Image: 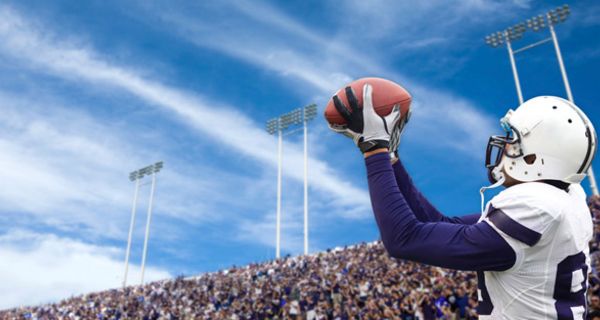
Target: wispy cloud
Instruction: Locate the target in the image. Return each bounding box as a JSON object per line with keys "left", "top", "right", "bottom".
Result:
{"left": 157, "top": 13, "right": 353, "bottom": 92}
{"left": 393, "top": 37, "right": 449, "bottom": 51}
{"left": 0, "top": 94, "right": 136, "bottom": 235}
{"left": 0, "top": 90, "right": 252, "bottom": 239}
{"left": 335, "top": 0, "right": 532, "bottom": 41}
{"left": 0, "top": 229, "right": 171, "bottom": 309}
{"left": 574, "top": 2, "right": 600, "bottom": 27}
{"left": 237, "top": 209, "right": 305, "bottom": 256}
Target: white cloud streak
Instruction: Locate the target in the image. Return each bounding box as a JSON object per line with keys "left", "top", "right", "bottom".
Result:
{"left": 0, "top": 229, "right": 171, "bottom": 310}
{"left": 0, "top": 91, "right": 256, "bottom": 240}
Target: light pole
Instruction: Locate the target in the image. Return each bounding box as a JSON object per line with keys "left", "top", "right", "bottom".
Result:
{"left": 123, "top": 172, "right": 140, "bottom": 288}
{"left": 267, "top": 118, "right": 283, "bottom": 259}
{"left": 266, "top": 104, "right": 317, "bottom": 258}
{"left": 485, "top": 24, "right": 526, "bottom": 104}
{"left": 140, "top": 161, "right": 162, "bottom": 285}
{"left": 484, "top": 4, "right": 599, "bottom": 196}
{"left": 122, "top": 161, "right": 164, "bottom": 287}
{"left": 546, "top": 6, "right": 573, "bottom": 102}
{"left": 303, "top": 105, "right": 317, "bottom": 255}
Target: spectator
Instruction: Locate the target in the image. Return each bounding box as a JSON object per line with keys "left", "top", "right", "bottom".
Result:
{"left": 453, "top": 287, "right": 469, "bottom": 319}
{"left": 589, "top": 310, "right": 600, "bottom": 320}
{"left": 591, "top": 295, "right": 600, "bottom": 314}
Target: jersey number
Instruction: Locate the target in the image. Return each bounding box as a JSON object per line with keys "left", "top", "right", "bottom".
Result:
{"left": 554, "top": 252, "right": 588, "bottom": 320}
{"left": 478, "top": 252, "right": 587, "bottom": 318}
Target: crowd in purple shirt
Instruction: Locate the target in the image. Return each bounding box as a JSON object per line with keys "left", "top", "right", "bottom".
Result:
{"left": 3, "top": 196, "right": 600, "bottom": 320}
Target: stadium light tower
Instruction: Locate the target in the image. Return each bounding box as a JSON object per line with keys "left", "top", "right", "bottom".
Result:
{"left": 484, "top": 4, "right": 599, "bottom": 196}
{"left": 266, "top": 104, "right": 317, "bottom": 258}
{"left": 122, "top": 161, "right": 164, "bottom": 287}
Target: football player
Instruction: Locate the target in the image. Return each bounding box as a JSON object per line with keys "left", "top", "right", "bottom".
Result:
{"left": 329, "top": 83, "right": 597, "bottom": 319}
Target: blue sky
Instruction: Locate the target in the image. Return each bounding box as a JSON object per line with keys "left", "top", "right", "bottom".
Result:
{"left": 0, "top": 0, "right": 599, "bottom": 309}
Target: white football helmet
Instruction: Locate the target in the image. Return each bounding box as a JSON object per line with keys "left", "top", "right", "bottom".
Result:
{"left": 486, "top": 96, "right": 597, "bottom": 185}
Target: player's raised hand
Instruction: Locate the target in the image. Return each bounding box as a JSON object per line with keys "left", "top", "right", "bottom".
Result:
{"left": 361, "top": 83, "right": 402, "bottom": 152}
{"left": 328, "top": 86, "right": 363, "bottom": 142}
{"left": 328, "top": 83, "right": 402, "bottom": 153}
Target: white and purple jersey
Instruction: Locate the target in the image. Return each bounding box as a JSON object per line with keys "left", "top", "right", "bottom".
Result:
{"left": 478, "top": 182, "right": 592, "bottom": 319}
{"left": 364, "top": 153, "right": 593, "bottom": 320}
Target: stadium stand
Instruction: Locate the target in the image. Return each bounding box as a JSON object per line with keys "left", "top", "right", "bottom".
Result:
{"left": 3, "top": 196, "right": 600, "bottom": 320}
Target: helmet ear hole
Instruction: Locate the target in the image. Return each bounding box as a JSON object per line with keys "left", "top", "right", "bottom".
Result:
{"left": 524, "top": 154, "right": 537, "bottom": 165}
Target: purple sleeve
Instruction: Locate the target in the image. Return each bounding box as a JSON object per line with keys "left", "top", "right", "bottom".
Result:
{"left": 367, "top": 153, "right": 515, "bottom": 271}
{"left": 392, "top": 160, "right": 479, "bottom": 225}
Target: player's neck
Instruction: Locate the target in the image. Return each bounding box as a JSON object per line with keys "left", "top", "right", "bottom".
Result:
{"left": 502, "top": 174, "right": 522, "bottom": 188}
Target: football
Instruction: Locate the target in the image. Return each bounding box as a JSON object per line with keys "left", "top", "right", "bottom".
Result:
{"left": 324, "top": 77, "right": 412, "bottom": 125}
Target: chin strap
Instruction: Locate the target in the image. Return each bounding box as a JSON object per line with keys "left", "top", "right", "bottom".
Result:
{"left": 479, "top": 176, "right": 505, "bottom": 217}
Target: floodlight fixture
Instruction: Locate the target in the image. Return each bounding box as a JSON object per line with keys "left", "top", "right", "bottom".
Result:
{"left": 486, "top": 5, "right": 571, "bottom": 49}
{"left": 304, "top": 104, "right": 318, "bottom": 122}
{"left": 548, "top": 4, "right": 570, "bottom": 25}
{"left": 266, "top": 118, "right": 278, "bottom": 135}
{"left": 484, "top": 31, "right": 507, "bottom": 48}
{"left": 154, "top": 161, "right": 163, "bottom": 173}
{"left": 506, "top": 23, "right": 526, "bottom": 41}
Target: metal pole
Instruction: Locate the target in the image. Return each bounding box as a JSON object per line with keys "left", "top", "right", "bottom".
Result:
{"left": 276, "top": 126, "right": 283, "bottom": 259}
{"left": 123, "top": 178, "right": 140, "bottom": 288}
{"left": 548, "top": 19, "right": 574, "bottom": 102}
{"left": 548, "top": 18, "right": 599, "bottom": 196}
{"left": 505, "top": 33, "right": 524, "bottom": 105}
{"left": 140, "top": 172, "right": 157, "bottom": 285}
{"left": 303, "top": 115, "right": 309, "bottom": 255}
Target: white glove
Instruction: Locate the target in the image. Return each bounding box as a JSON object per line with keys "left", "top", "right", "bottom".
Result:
{"left": 389, "top": 107, "right": 411, "bottom": 161}
{"left": 328, "top": 83, "right": 402, "bottom": 153}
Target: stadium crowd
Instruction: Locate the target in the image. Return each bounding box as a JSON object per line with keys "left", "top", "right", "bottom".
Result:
{"left": 3, "top": 196, "right": 600, "bottom": 320}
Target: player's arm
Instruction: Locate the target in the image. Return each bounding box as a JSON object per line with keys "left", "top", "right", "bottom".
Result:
{"left": 391, "top": 158, "right": 480, "bottom": 225}
{"left": 327, "top": 83, "right": 510, "bottom": 269}
{"left": 366, "top": 151, "right": 515, "bottom": 271}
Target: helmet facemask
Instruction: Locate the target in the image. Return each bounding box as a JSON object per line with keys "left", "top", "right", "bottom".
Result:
{"left": 485, "top": 116, "right": 522, "bottom": 184}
